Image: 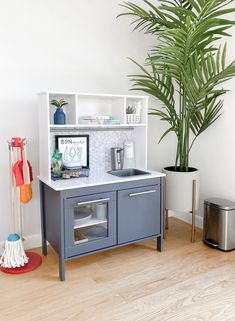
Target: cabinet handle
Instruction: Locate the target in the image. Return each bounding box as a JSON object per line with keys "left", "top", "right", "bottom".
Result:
{"left": 129, "top": 190, "right": 157, "bottom": 197}
{"left": 76, "top": 198, "right": 110, "bottom": 207}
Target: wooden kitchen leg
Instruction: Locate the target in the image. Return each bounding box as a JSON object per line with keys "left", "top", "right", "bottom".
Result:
{"left": 191, "top": 180, "right": 196, "bottom": 243}
{"left": 40, "top": 182, "right": 47, "bottom": 256}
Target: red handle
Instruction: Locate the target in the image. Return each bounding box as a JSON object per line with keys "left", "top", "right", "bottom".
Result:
{"left": 11, "top": 137, "right": 24, "bottom": 148}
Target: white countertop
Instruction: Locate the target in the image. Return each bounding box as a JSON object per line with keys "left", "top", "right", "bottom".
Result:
{"left": 38, "top": 170, "right": 165, "bottom": 191}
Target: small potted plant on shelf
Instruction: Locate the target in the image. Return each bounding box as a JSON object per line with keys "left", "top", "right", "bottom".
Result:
{"left": 50, "top": 98, "right": 68, "bottom": 125}
{"left": 126, "top": 105, "right": 140, "bottom": 124}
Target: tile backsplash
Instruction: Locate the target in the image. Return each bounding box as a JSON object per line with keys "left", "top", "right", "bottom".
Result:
{"left": 50, "top": 129, "right": 134, "bottom": 172}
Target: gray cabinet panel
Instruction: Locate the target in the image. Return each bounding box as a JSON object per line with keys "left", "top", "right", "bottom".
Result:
{"left": 43, "top": 184, "right": 64, "bottom": 255}
{"left": 64, "top": 191, "right": 116, "bottom": 258}
{"left": 61, "top": 177, "right": 161, "bottom": 199}
{"left": 118, "top": 184, "right": 160, "bottom": 244}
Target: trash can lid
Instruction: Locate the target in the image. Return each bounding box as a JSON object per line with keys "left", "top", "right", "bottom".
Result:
{"left": 204, "top": 198, "right": 235, "bottom": 210}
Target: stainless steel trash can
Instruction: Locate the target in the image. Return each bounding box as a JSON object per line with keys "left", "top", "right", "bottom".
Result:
{"left": 203, "top": 198, "right": 235, "bottom": 251}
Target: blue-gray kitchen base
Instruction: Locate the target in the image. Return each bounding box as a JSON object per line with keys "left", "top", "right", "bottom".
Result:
{"left": 40, "top": 176, "right": 164, "bottom": 281}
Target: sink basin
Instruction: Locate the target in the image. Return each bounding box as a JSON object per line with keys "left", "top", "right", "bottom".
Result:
{"left": 107, "top": 168, "right": 150, "bottom": 177}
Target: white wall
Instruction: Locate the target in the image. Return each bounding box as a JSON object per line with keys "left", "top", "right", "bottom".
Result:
{"left": 1, "top": 1, "right": 234, "bottom": 250}
{"left": 0, "top": 0, "right": 152, "bottom": 247}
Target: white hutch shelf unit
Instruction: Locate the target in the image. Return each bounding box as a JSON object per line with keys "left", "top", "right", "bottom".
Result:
{"left": 38, "top": 91, "right": 149, "bottom": 183}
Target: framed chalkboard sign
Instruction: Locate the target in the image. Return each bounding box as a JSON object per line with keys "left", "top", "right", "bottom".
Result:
{"left": 55, "top": 135, "right": 89, "bottom": 168}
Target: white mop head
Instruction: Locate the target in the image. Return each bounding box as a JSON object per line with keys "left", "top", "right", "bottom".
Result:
{"left": 0, "top": 234, "right": 29, "bottom": 268}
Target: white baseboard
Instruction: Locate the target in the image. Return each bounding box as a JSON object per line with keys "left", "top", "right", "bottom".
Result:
{"left": 169, "top": 211, "right": 203, "bottom": 229}
{"left": 0, "top": 213, "right": 203, "bottom": 255}
{"left": 0, "top": 234, "right": 42, "bottom": 255}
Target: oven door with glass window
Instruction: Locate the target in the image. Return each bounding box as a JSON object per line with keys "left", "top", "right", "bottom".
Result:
{"left": 64, "top": 191, "right": 116, "bottom": 258}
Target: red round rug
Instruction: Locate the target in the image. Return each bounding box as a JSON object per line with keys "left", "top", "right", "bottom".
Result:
{"left": 0, "top": 252, "right": 42, "bottom": 274}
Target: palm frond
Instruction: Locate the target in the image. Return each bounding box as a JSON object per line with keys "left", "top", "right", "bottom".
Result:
{"left": 118, "top": 0, "right": 235, "bottom": 171}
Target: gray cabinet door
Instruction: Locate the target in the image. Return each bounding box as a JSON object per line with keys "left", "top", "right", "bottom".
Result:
{"left": 118, "top": 184, "right": 160, "bottom": 244}
{"left": 64, "top": 191, "right": 116, "bottom": 258}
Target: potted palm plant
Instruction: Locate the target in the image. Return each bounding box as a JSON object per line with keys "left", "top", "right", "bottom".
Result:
{"left": 119, "top": 0, "right": 235, "bottom": 216}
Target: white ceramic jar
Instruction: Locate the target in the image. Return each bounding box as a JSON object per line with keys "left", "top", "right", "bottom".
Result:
{"left": 96, "top": 203, "right": 107, "bottom": 220}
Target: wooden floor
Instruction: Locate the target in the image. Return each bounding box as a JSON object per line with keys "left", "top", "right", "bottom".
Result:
{"left": 1, "top": 218, "right": 235, "bottom": 321}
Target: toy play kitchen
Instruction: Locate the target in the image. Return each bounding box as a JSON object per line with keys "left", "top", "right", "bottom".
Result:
{"left": 38, "top": 91, "right": 165, "bottom": 281}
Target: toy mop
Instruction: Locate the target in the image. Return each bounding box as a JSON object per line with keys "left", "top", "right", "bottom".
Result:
{"left": 0, "top": 137, "right": 41, "bottom": 274}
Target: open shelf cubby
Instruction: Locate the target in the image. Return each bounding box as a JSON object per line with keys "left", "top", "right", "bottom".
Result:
{"left": 77, "top": 94, "right": 125, "bottom": 125}
{"left": 49, "top": 93, "right": 77, "bottom": 125}
{"left": 125, "top": 96, "right": 148, "bottom": 125}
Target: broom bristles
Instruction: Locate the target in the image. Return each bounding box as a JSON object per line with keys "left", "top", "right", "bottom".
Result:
{"left": 0, "top": 238, "right": 29, "bottom": 268}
